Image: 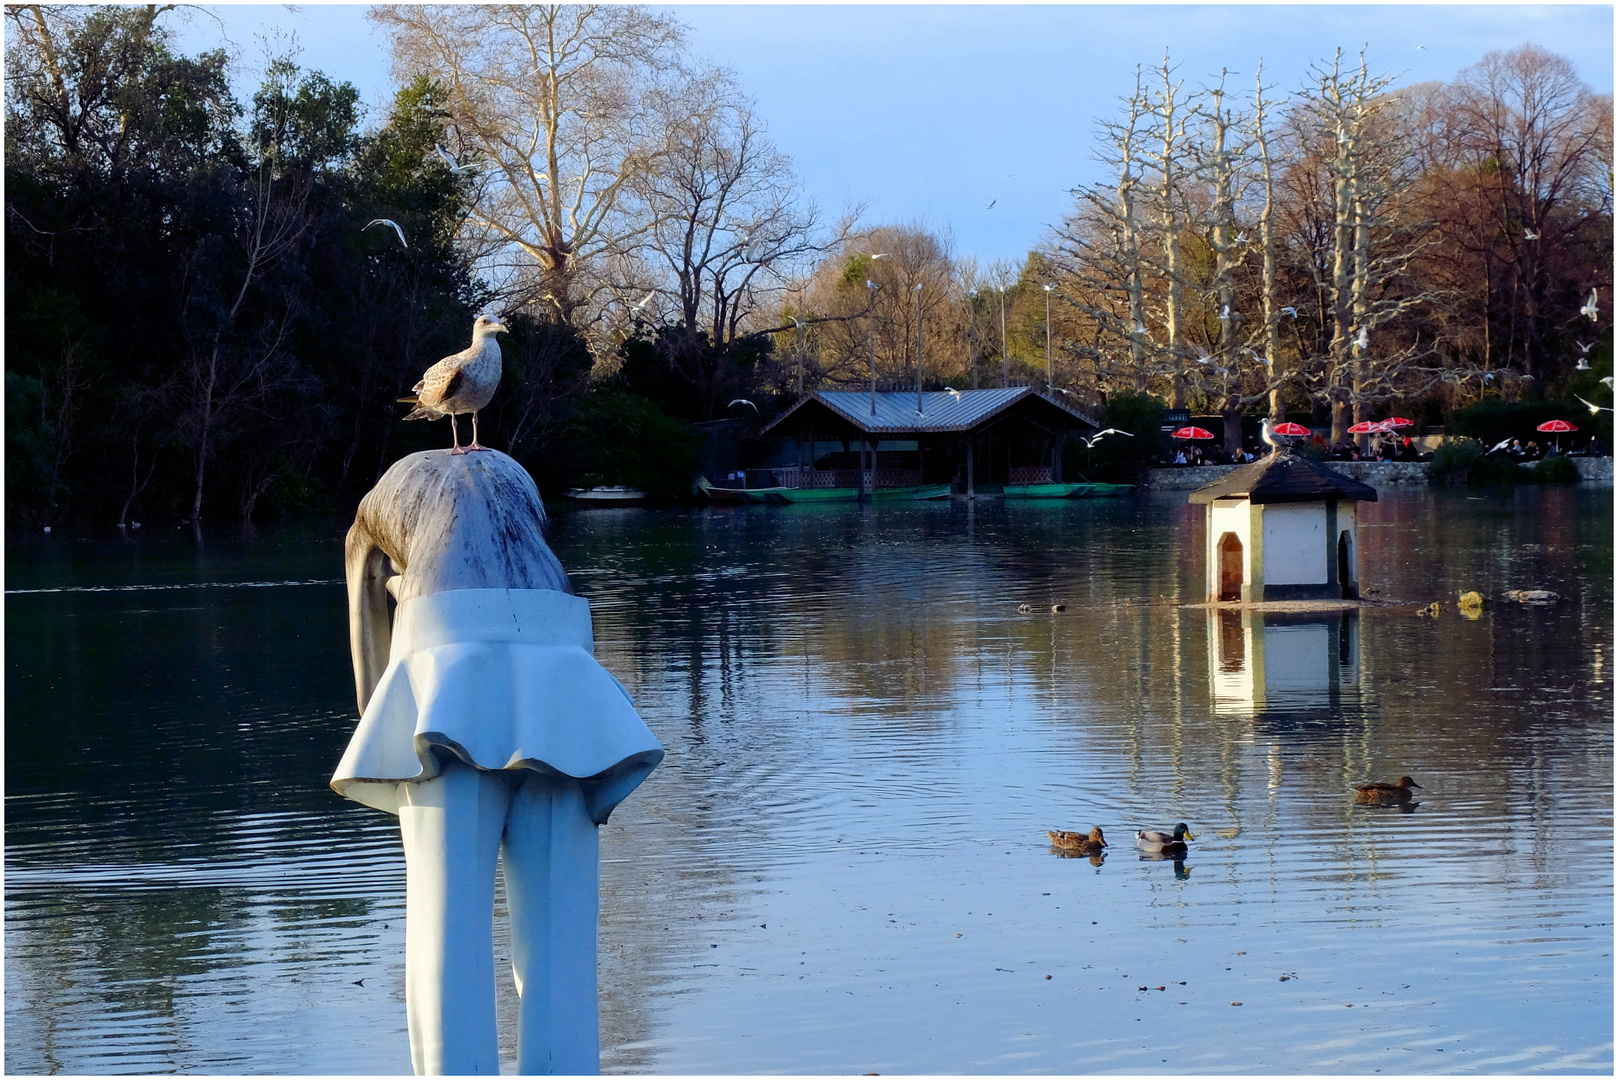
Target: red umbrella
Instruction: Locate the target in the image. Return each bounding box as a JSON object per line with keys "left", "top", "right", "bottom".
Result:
{"left": 1172, "top": 426, "right": 1215, "bottom": 439}
{"left": 1536, "top": 418, "right": 1577, "bottom": 451}
{"left": 1382, "top": 417, "right": 1415, "bottom": 428}
{"left": 1346, "top": 420, "right": 1388, "bottom": 434}
{"left": 1271, "top": 421, "right": 1311, "bottom": 437}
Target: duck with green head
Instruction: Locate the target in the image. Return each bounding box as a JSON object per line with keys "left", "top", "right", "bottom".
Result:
{"left": 1136, "top": 823, "right": 1194, "bottom": 854}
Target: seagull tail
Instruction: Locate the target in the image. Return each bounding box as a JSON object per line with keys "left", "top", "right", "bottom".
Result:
{"left": 401, "top": 404, "right": 442, "bottom": 422}
{"left": 396, "top": 395, "right": 419, "bottom": 404}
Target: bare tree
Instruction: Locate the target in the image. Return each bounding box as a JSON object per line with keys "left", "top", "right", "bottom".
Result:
{"left": 369, "top": 4, "right": 686, "bottom": 324}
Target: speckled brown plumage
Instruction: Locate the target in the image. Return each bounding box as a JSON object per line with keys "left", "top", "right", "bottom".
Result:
{"left": 399, "top": 315, "right": 507, "bottom": 453}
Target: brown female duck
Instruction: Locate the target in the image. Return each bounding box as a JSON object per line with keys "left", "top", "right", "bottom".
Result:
{"left": 1047, "top": 826, "right": 1107, "bottom": 854}
{"left": 1353, "top": 776, "right": 1422, "bottom": 803}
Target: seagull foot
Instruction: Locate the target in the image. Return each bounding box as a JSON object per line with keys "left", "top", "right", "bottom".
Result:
{"left": 449, "top": 445, "right": 470, "bottom": 456}
{"left": 465, "top": 442, "right": 491, "bottom": 452}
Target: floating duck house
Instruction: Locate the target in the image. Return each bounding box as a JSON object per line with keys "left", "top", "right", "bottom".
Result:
{"left": 1187, "top": 452, "right": 1378, "bottom": 603}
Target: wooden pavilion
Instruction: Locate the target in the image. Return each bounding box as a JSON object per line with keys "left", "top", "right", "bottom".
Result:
{"left": 758, "top": 387, "right": 1099, "bottom": 496}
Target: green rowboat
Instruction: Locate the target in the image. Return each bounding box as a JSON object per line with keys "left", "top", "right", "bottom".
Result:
{"left": 1003, "top": 482, "right": 1134, "bottom": 499}
{"left": 869, "top": 483, "right": 953, "bottom": 501}
{"left": 773, "top": 487, "right": 860, "bottom": 503}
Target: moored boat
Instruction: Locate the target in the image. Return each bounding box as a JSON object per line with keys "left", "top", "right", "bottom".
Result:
{"left": 774, "top": 487, "right": 860, "bottom": 503}
{"left": 869, "top": 483, "right": 952, "bottom": 501}
{"left": 564, "top": 485, "right": 648, "bottom": 503}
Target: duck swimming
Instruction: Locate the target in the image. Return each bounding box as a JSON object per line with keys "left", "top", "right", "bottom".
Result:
{"left": 1136, "top": 823, "right": 1194, "bottom": 853}
{"left": 1353, "top": 776, "right": 1421, "bottom": 803}
{"left": 1047, "top": 826, "right": 1107, "bottom": 854}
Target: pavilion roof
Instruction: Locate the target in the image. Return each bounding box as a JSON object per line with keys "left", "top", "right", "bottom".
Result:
{"left": 761, "top": 387, "right": 1097, "bottom": 437}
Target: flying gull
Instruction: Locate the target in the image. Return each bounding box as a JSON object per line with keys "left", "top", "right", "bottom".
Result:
{"left": 1575, "top": 394, "right": 1612, "bottom": 415}
{"left": 364, "top": 219, "right": 408, "bottom": 248}
{"left": 399, "top": 315, "right": 507, "bottom": 454}
{"left": 433, "top": 145, "right": 482, "bottom": 174}
{"left": 1581, "top": 290, "right": 1600, "bottom": 321}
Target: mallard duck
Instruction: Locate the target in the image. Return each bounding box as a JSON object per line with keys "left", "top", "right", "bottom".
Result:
{"left": 1136, "top": 823, "right": 1194, "bottom": 853}
{"left": 1352, "top": 776, "right": 1421, "bottom": 803}
{"left": 1048, "top": 826, "right": 1107, "bottom": 854}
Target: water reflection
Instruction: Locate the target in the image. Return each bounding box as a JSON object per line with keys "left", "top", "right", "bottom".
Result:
{"left": 1207, "top": 609, "right": 1361, "bottom": 725}
{"left": 6, "top": 488, "right": 1613, "bottom": 1074}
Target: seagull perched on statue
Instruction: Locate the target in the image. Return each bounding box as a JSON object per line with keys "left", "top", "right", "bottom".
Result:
{"left": 364, "top": 219, "right": 408, "bottom": 248}
{"left": 398, "top": 315, "right": 507, "bottom": 454}
{"left": 1261, "top": 417, "right": 1299, "bottom": 455}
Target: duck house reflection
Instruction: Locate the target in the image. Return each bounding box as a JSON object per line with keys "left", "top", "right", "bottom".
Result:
{"left": 1208, "top": 609, "right": 1360, "bottom": 720}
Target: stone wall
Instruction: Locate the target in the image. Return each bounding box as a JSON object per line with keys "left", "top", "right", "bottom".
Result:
{"left": 1145, "top": 455, "right": 1613, "bottom": 490}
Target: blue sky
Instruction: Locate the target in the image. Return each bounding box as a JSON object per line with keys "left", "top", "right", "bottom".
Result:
{"left": 172, "top": 4, "right": 1615, "bottom": 268}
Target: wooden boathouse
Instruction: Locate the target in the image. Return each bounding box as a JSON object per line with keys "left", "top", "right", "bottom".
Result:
{"left": 758, "top": 387, "right": 1099, "bottom": 496}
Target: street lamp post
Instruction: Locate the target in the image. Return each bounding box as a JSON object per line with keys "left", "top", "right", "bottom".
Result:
{"left": 967, "top": 289, "right": 980, "bottom": 390}
{"left": 914, "top": 282, "right": 924, "bottom": 414}
{"left": 1042, "top": 283, "right": 1055, "bottom": 387}
{"left": 867, "top": 280, "right": 879, "bottom": 416}
{"left": 794, "top": 316, "right": 806, "bottom": 396}
{"left": 998, "top": 286, "right": 1009, "bottom": 387}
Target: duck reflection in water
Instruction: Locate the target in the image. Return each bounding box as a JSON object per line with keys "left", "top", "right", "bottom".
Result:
{"left": 1136, "top": 849, "right": 1193, "bottom": 879}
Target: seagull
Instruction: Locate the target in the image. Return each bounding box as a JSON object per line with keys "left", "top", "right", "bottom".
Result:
{"left": 1280, "top": 306, "right": 1297, "bottom": 318}
{"left": 433, "top": 145, "right": 481, "bottom": 174}
{"left": 869, "top": 253, "right": 891, "bottom": 260}
{"left": 631, "top": 290, "right": 656, "bottom": 311}
{"left": 1079, "top": 428, "right": 1133, "bottom": 448}
{"left": 1486, "top": 437, "right": 1514, "bottom": 455}
{"left": 364, "top": 219, "right": 408, "bottom": 248}
{"left": 1354, "top": 326, "right": 1369, "bottom": 350}
{"left": 1576, "top": 357, "right": 1590, "bottom": 371}
{"left": 1131, "top": 319, "right": 1147, "bottom": 334}
{"left": 986, "top": 199, "right": 997, "bottom": 209}
{"left": 1193, "top": 346, "right": 1213, "bottom": 363}
{"left": 1577, "top": 341, "right": 1593, "bottom": 354}
{"left": 1575, "top": 394, "right": 1612, "bottom": 415}
{"left": 945, "top": 386, "right": 962, "bottom": 402}
{"left": 1218, "top": 305, "right": 1232, "bottom": 322}
{"left": 1261, "top": 417, "right": 1299, "bottom": 454}
{"left": 399, "top": 315, "right": 507, "bottom": 453}
{"left": 1602, "top": 376, "right": 1614, "bottom": 388}
{"left": 1582, "top": 289, "right": 1600, "bottom": 321}
{"left": 1523, "top": 228, "right": 1539, "bottom": 240}
{"left": 1234, "top": 231, "right": 1248, "bottom": 244}
{"left": 729, "top": 398, "right": 760, "bottom": 412}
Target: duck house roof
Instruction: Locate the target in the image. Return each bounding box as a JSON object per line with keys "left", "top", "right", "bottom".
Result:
{"left": 1187, "top": 451, "right": 1378, "bottom": 504}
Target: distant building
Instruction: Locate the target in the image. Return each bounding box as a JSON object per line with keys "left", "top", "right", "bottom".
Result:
{"left": 1188, "top": 453, "right": 1378, "bottom": 603}
{"left": 759, "top": 388, "right": 1097, "bottom": 495}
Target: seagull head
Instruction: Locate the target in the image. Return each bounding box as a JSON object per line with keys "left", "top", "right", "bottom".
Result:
{"left": 474, "top": 314, "right": 509, "bottom": 336}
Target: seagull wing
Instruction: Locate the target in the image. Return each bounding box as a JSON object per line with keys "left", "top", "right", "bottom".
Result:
{"left": 729, "top": 398, "right": 759, "bottom": 411}
{"left": 434, "top": 145, "right": 457, "bottom": 168}
{"left": 1576, "top": 394, "right": 1602, "bottom": 414}
{"left": 365, "top": 219, "right": 408, "bottom": 248}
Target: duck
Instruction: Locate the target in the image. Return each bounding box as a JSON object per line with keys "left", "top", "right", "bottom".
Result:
{"left": 1352, "top": 776, "right": 1421, "bottom": 803}
{"left": 1047, "top": 826, "right": 1107, "bottom": 854}
{"left": 1136, "top": 823, "right": 1194, "bottom": 853}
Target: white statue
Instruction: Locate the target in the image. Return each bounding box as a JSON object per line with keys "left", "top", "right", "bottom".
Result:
{"left": 332, "top": 448, "right": 662, "bottom": 1075}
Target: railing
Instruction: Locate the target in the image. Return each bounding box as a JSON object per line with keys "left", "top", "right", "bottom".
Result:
{"left": 1008, "top": 466, "right": 1053, "bottom": 485}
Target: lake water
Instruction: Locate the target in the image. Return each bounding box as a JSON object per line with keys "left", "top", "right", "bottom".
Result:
{"left": 6, "top": 486, "right": 1613, "bottom": 1074}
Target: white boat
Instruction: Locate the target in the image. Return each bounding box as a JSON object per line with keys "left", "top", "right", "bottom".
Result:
{"left": 564, "top": 485, "right": 649, "bottom": 503}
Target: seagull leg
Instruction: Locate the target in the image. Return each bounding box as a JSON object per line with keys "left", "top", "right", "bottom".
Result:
{"left": 466, "top": 411, "right": 488, "bottom": 452}
{"left": 449, "top": 414, "right": 468, "bottom": 455}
